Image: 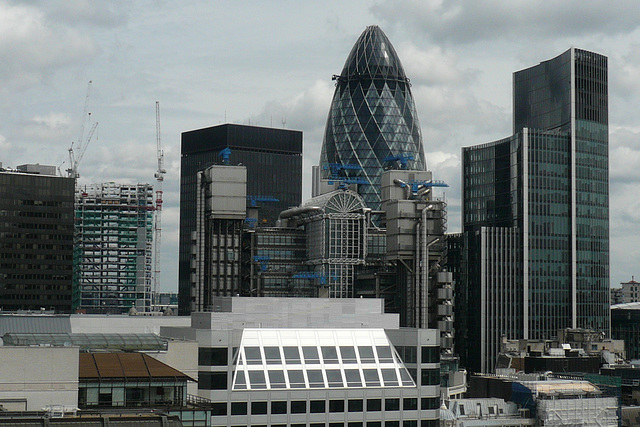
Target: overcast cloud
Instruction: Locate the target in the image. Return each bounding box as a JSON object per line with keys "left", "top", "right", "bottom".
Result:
{"left": 1, "top": 0, "right": 639, "bottom": 292}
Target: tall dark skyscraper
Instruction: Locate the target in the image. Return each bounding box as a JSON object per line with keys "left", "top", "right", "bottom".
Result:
{"left": 178, "top": 124, "right": 302, "bottom": 314}
{"left": 0, "top": 165, "right": 75, "bottom": 312}
{"left": 458, "top": 48, "right": 609, "bottom": 373}
{"left": 319, "top": 25, "right": 426, "bottom": 211}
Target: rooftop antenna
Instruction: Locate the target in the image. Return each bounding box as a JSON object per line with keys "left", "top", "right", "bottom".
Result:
{"left": 282, "top": 117, "right": 286, "bottom": 128}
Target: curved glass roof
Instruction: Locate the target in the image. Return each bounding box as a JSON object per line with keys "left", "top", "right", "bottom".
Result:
{"left": 340, "top": 25, "right": 407, "bottom": 82}
{"left": 2, "top": 332, "right": 167, "bottom": 351}
{"left": 319, "top": 25, "right": 427, "bottom": 212}
{"left": 301, "top": 190, "right": 366, "bottom": 214}
{"left": 232, "top": 328, "right": 415, "bottom": 390}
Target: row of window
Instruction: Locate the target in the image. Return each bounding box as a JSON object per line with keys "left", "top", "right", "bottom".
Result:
{"left": 211, "top": 397, "right": 440, "bottom": 416}
{"left": 199, "top": 345, "right": 439, "bottom": 367}
{"left": 223, "top": 422, "right": 437, "bottom": 427}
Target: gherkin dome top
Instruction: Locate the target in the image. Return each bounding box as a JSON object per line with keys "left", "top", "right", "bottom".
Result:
{"left": 339, "top": 25, "right": 407, "bottom": 82}
{"left": 319, "top": 25, "right": 426, "bottom": 211}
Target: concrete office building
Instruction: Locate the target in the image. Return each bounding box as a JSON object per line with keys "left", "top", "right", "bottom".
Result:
{"left": 458, "top": 48, "right": 610, "bottom": 373}
{"left": 179, "top": 124, "right": 303, "bottom": 314}
{"left": 189, "top": 165, "right": 247, "bottom": 312}
{"left": 0, "top": 164, "right": 75, "bottom": 312}
{"left": 162, "top": 297, "right": 442, "bottom": 427}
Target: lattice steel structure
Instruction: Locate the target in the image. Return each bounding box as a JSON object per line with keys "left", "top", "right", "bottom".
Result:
{"left": 319, "top": 25, "right": 426, "bottom": 211}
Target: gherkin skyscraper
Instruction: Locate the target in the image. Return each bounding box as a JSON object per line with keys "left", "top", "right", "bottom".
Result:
{"left": 319, "top": 26, "right": 426, "bottom": 210}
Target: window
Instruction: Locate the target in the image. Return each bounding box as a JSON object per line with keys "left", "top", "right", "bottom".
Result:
{"left": 348, "top": 423, "right": 363, "bottom": 427}
{"left": 263, "top": 346, "right": 282, "bottom": 364}
{"left": 345, "top": 369, "right": 362, "bottom": 387}
{"left": 421, "top": 346, "right": 439, "bottom": 364}
{"left": 248, "top": 370, "right": 267, "bottom": 389}
{"left": 233, "top": 371, "right": 246, "bottom": 389}
{"left": 367, "top": 422, "right": 382, "bottom": 427}
{"left": 326, "top": 369, "right": 344, "bottom": 387}
{"left": 302, "top": 346, "right": 320, "bottom": 363}
{"left": 283, "top": 346, "right": 301, "bottom": 364}
{"left": 307, "top": 369, "right": 325, "bottom": 388}
{"left": 358, "top": 346, "right": 375, "bottom": 363}
{"left": 288, "top": 370, "right": 305, "bottom": 388}
{"left": 251, "top": 401, "right": 267, "bottom": 415}
{"left": 421, "top": 397, "right": 439, "bottom": 410}
{"left": 211, "top": 402, "right": 226, "bottom": 415}
{"left": 348, "top": 399, "right": 363, "bottom": 412}
{"left": 403, "top": 422, "right": 418, "bottom": 427}
{"left": 340, "top": 346, "right": 357, "bottom": 363}
{"left": 198, "top": 371, "right": 227, "bottom": 390}
{"left": 385, "top": 398, "right": 400, "bottom": 411}
{"left": 376, "top": 346, "right": 393, "bottom": 362}
{"left": 367, "top": 399, "right": 381, "bottom": 411}
{"left": 244, "top": 347, "right": 262, "bottom": 364}
{"left": 310, "top": 400, "right": 325, "bottom": 413}
{"left": 403, "top": 398, "right": 417, "bottom": 410}
{"left": 421, "top": 420, "right": 439, "bottom": 427}
{"left": 322, "top": 346, "right": 339, "bottom": 363}
{"left": 198, "top": 347, "right": 227, "bottom": 366}
{"left": 291, "top": 400, "right": 307, "bottom": 414}
{"left": 381, "top": 369, "right": 399, "bottom": 386}
{"left": 268, "top": 370, "right": 286, "bottom": 388}
{"left": 329, "top": 399, "right": 344, "bottom": 412}
{"left": 386, "top": 422, "right": 399, "bottom": 427}
{"left": 271, "top": 401, "right": 287, "bottom": 414}
{"left": 230, "top": 402, "right": 246, "bottom": 415}
{"left": 421, "top": 368, "right": 440, "bottom": 386}
{"left": 363, "top": 369, "right": 380, "bottom": 386}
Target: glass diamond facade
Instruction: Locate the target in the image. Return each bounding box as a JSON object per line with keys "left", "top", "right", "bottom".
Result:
{"left": 319, "top": 26, "right": 426, "bottom": 210}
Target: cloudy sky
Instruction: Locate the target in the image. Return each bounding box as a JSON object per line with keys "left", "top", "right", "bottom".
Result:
{"left": 2, "top": 0, "right": 639, "bottom": 292}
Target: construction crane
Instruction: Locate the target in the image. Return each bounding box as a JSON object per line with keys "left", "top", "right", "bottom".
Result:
{"left": 246, "top": 195, "right": 279, "bottom": 207}
{"left": 322, "top": 162, "right": 368, "bottom": 187}
{"left": 383, "top": 153, "right": 414, "bottom": 170}
{"left": 67, "top": 81, "right": 98, "bottom": 179}
{"left": 153, "top": 101, "right": 166, "bottom": 311}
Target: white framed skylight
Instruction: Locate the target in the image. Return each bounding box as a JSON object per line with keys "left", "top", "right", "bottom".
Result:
{"left": 231, "top": 328, "right": 415, "bottom": 390}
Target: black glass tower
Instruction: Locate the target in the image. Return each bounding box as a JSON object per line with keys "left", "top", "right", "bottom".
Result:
{"left": 0, "top": 167, "right": 75, "bottom": 312}
{"left": 179, "top": 124, "right": 302, "bottom": 315}
{"left": 319, "top": 26, "right": 426, "bottom": 211}
{"left": 458, "top": 48, "right": 609, "bottom": 373}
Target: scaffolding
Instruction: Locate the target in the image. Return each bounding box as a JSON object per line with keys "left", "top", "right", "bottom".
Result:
{"left": 518, "top": 380, "right": 619, "bottom": 426}
{"left": 74, "top": 182, "right": 154, "bottom": 313}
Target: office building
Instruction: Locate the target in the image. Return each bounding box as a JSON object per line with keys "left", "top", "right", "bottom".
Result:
{"left": 0, "top": 164, "right": 75, "bottom": 312}
{"left": 162, "top": 297, "right": 442, "bottom": 427}
{"left": 75, "top": 183, "right": 154, "bottom": 313}
{"left": 179, "top": 124, "right": 303, "bottom": 314}
{"left": 458, "top": 48, "right": 610, "bottom": 373}
{"left": 611, "top": 302, "right": 640, "bottom": 360}
{"left": 318, "top": 25, "right": 427, "bottom": 211}
{"left": 189, "top": 165, "right": 246, "bottom": 311}
{"left": 617, "top": 277, "right": 640, "bottom": 303}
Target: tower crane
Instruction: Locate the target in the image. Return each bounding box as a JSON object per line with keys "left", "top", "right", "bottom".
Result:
{"left": 67, "top": 81, "right": 98, "bottom": 179}
{"left": 153, "top": 101, "right": 166, "bottom": 310}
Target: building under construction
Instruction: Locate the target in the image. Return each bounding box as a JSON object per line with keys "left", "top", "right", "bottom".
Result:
{"left": 74, "top": 183, "right": 154, "bottom": 313}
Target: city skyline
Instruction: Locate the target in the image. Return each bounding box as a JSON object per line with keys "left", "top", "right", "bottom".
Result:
{"left": 2, "top": 1, "right": 639, "bottom": 293}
